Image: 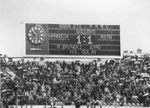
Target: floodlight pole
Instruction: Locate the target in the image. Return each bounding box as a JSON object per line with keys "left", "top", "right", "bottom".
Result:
{"left": 0, "top": 55, "right": 3, "bottom": 108}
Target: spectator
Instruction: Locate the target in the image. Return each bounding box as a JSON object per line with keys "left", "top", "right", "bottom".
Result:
{"left": 1, "top": 55, "right": 150, "bottom": 107}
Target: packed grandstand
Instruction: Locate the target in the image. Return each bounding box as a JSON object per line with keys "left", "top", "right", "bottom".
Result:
{"left": 1, "top": 55, "right": 150, "bottom": 107}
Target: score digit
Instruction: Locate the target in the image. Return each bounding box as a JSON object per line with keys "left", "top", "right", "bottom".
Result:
{"left": 88, "top": 35, "right": 92, "bottom": 44}
{"left": 77, "top": 35, "right": 81, "bottom": 44}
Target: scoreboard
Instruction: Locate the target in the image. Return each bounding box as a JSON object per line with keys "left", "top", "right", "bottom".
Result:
{"left": 26, "top": 24, "right": 120, "bottom": 57}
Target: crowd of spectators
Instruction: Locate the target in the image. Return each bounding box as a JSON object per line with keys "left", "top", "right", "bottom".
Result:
{"left": 1, "top": 55, "right": 150, "bottom": 107}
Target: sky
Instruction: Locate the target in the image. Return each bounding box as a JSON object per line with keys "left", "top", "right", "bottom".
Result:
{"left": 0, "top": 0, "right": 150, "bottom": 57}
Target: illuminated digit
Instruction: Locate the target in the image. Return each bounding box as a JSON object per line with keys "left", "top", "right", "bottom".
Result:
{"left": 77, "top": 35, "right": 81, "bottom": 44}
{"left": 88, "top": 35, "right": 92, "bottom": 44}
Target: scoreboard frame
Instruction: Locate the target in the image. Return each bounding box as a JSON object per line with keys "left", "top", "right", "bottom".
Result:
{"left": 26, "top": 23, "right": 121, "bottom": 58}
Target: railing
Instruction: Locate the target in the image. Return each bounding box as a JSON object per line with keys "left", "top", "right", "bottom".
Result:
{"left": 8, "top": 105, "right": 150, "bottom": 108}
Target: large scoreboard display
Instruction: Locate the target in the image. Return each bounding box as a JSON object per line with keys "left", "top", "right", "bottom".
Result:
{"left": 26, "top": 24, "right": 120, "bottom": 57}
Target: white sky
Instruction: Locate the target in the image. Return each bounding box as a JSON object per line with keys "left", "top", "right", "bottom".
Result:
{"left": 0, "top": 0, "right": 150, "bottom": 57}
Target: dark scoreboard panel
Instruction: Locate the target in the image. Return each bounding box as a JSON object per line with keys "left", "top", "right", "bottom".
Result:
{"left": 26, "top": 24, "right": 120, "bottom": 56}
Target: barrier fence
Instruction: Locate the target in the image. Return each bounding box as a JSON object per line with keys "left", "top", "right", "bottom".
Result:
{"left": 8, "top": 105, "right": 150, "bottom": 108}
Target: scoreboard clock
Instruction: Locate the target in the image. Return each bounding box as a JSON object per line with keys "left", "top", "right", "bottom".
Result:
{"left": 27, "top": 25, "right": 45, "bottom": 45}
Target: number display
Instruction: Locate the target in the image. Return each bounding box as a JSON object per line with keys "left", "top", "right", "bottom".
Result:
{"left": 88, "top": 35, "right": 92, "bottom": 44}
{"left": 77, "top": 35, "right": 81, "bottom": 44}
